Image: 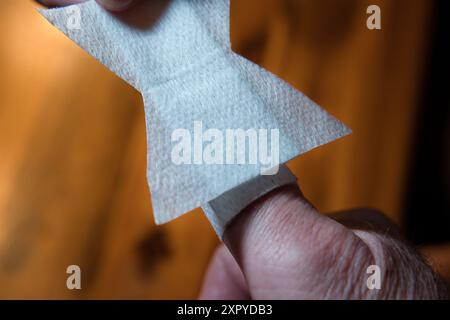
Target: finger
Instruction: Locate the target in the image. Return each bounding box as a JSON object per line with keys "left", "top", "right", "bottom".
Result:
{"left": 96, "top": 0, "right": 135, "bottom": 11}
{"left": 330, "top": 208, "right": 402, "bottom": 238}
{"left": 199, "top": 244, "right": 250, "bottom": 300}
{"left": 36, "top": 0, "right": 136, "bottom": 12}
{"left": 36, "top": 0, "right": 86, "bottom": 6}
{"left": 223, "top": 185, "right": 374, "bottom": 299}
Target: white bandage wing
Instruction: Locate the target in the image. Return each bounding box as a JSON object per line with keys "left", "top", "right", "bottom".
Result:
{"left": 41, "top": 0, "right": 350, "bottom": 227}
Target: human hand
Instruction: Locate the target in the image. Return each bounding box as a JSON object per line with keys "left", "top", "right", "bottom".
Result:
{"left": 36, "top": 0, "right": 135, "bottom": 11}
{"left": 200, "top": 185, "right": 449, "bottom": 299}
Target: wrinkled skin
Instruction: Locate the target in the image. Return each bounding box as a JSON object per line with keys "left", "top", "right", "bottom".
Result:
{"left": 200, "top": 186, "right": 449, "bottom": 299}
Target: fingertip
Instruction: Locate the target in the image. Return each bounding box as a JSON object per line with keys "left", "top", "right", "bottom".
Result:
{"left": 36, "top": 0, "right": 86, "bottom": 7}
{"left": 223, "top": 184, "right": 312, "bottom": 255}
{"left": 95, "top": 0, "right": 134, "bottom": 11}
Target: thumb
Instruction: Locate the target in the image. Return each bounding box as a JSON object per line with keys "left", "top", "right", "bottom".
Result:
{"left": 222, "top": 185, "right": 373, "bottom": 299}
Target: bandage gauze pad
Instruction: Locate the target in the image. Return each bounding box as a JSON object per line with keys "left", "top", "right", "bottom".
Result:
{"left": 40, "top": 0, "right": 350, "bottom": 237}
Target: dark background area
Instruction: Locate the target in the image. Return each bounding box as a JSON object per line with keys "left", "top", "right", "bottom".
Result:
{"left": 405, "top": 0, "right": 450, "bottom": 245}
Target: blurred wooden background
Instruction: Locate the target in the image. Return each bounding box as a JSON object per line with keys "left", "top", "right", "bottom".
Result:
{"left": 0, "top": 0, "right": 434, "bottom": 298}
